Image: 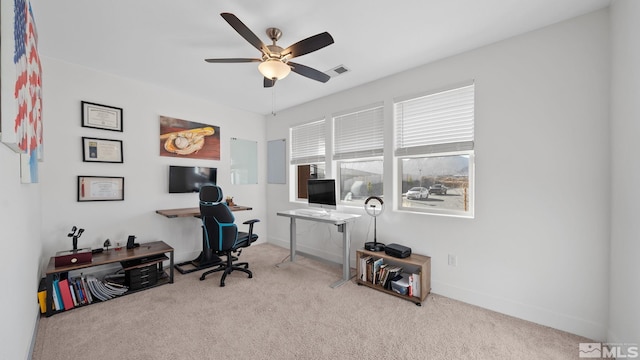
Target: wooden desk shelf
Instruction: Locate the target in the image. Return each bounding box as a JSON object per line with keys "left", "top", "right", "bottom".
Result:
{"left": 43, "top": 241, "right": 174, "bottom": 317}
{"left": 355, "top": 248, "right": 431, "bottom": 306}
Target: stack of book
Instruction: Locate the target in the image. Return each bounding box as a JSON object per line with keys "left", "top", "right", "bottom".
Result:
{"left": 46, "top": 273, "right": 129, "bottom": 312}
{"left": 358, "top": 254, "right": 421, "bottom": 298}
{"left": 85, "top": 275, "right": 128, "bottom": 301}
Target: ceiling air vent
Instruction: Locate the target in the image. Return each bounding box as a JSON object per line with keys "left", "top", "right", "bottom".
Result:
{"left": 326, "top": 65, "right": 350, "bottom": 78}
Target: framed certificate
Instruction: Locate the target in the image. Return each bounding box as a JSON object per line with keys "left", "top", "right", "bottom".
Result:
{"left": 81, "top": 101, "right": 123, "bottom": 132}
{"left": 82, "top": 137, "right": 123, "bottom": 163}
{"left": 77, "top": 176, "right": 124, "bottom": 202}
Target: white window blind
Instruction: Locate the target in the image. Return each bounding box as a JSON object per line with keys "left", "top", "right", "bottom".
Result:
{"left": 395, "top": 83, "right": 474, "bottom": 156}
{"left": 290, "top": 119, "right": 326, "bottom": 165}
{"left": 333, "top": 106, "right": 384, "bottom": 160}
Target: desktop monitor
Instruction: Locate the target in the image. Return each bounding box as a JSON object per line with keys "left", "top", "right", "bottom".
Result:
{"left": 169, "top": 165, "right": 217, "bottom": 193}
{"left": 307, "top": 179, "right": 337, "bottom": 211}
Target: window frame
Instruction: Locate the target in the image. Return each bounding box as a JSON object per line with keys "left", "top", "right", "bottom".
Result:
{"left": 290, "top": 118, "right": 327, "bottom": 203}
{"left": 394, "top": 81, "right": 475, "bottom": 217}
{"left": 336, "top": 157, "right": 384, "bottom": 207}
{"left": 332, "top": 103, "right": 385, "bottom": 207}
{"left": 397, "top": 151, "right": 475, "bottom": 218}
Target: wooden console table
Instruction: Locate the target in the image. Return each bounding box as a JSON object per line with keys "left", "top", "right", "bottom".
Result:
{"left": 155, "top": 205, "right": 253, "bottom": 274}
{"left": 44, "top": 241, "right": 174, "bottom": 317}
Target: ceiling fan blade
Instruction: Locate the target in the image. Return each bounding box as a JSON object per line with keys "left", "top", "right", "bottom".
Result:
{"left": 282, "top": 32, "right": 334, "bottom": 59}
{"left": 289, "top": 62, "right": 331, "bottom": 83}
{"left": 205, "top": 58, "right": 261, "bottom": 63}
{"left": 264, "top": 77, "right": 276, "bottom": 88}
{"left": 220, "top": 13, "right": 269, "bottom": 54}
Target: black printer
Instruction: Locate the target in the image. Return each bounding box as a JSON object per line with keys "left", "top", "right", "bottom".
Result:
{"left": 384, "top": 243, "right": 412, "bottom": 258}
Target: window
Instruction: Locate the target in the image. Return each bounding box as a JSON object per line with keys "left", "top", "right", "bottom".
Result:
{"left": 290, "top": 119, "right": 326, "bottom": 200}
{"left": 394, "top": 82, "right": 475, "bottom": 217}
{"left": 338, "top": 160, "right": 383, "bottom": 204}
{"left": 333, "top": 105, "right": 384, "bottom": 205}
{"left": 295, "top": 163, "right": 326, "bottom": 199}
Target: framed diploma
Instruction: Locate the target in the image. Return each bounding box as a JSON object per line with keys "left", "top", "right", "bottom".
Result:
{"left": 81, "top": 101, "right": 123, "bottom": 132}
{"left": 77, "top": 176, "right": 124, "bottom": 202}
{"left": 82, "top": 137, "right": 123, "bottom": 163}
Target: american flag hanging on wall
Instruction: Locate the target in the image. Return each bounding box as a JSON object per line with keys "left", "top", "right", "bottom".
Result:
{"left": 13, "top": 0, "right": 43, "bottom": 183}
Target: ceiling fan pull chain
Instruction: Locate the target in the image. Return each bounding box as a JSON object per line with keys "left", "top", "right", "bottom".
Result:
{"left": 271, "top": 87, "right": 277, "bottom": 116}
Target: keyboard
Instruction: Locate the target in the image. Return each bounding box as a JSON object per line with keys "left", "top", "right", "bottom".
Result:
{"left": 297, "top": 209, "right": 329, "bottom": 217}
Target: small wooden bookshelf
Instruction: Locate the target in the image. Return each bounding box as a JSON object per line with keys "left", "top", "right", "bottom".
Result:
{"left": 355, "top": 248, "right": 431, "bottom": 306}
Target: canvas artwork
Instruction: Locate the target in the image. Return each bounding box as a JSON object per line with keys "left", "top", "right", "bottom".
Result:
{"left": 0, "top": 0, "right": 43, "bottom": 183}
{"left": 159, "top": 116, "right": 220, "bottom": 160}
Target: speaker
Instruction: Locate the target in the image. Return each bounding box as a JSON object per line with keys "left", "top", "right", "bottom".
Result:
{"left": 126, "top": 235, "right": 139, "bottom": 249}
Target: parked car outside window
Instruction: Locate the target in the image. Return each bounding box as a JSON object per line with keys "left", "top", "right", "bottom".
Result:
{"left": 429, "top": 184, "right": 448, "bottom": 195}
{"left": 406, "top": 187, "right": 429, "bottom": 199}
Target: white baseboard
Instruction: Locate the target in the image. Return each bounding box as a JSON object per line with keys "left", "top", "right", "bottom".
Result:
{"left": 432, "top": 281, "right": 607, "bottom": 341}
{"left": 267, "top": 237, "right": 607, "bottom": 341}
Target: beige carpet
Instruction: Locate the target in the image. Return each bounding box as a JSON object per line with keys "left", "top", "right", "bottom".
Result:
{"left": 32, "top": 243, "right": 592, "bottom": 360}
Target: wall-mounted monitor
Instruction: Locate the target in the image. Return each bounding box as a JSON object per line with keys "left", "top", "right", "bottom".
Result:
{"left": 169, "top": 165, "right": 217, "bottom": 193}
{"left": 307, "top": 179, "right": 337, "bottom": 211}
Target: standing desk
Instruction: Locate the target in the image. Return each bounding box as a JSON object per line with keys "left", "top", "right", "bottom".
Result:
{"left": 276, "top": 210, "right": 360, "bottom": 288}
{"left": 156, "top": 205, "right": 252, "bottom": 274}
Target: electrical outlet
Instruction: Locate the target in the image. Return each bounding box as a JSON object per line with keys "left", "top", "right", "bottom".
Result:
{"left": 448, "top": 254, "right": 457, "bottom": 267}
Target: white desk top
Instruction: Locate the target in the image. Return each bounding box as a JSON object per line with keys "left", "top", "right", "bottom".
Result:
{"left": 277, "top": 209, "right": 361, "bottom": 224}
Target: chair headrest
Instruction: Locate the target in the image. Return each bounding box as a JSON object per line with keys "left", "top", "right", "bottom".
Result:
{"left": 200, "top": 185, "right": 223, "bottom": 202}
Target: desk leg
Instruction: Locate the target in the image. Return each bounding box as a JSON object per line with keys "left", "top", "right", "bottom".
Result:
{"left": 330, "top": 223, "right": 352, "bottom": 288}
{"left": 290, "top": 217, "right": 297, "bottom": 262}
{"left": 169, "top": 250, "right": 174, "bottom": 283}
{"left": 45, "top": 274, "right": 54, "bottom": 317}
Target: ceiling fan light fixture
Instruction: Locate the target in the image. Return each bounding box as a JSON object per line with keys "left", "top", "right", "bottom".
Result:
{"left": 258, "top": 59, "right": 291, "bottom": 80}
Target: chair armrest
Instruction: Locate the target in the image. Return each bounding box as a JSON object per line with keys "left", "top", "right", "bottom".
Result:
{"left": 243, "top": 219, "right": 260, "bottom": 240}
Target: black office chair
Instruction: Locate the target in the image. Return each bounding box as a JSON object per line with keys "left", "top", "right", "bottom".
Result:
{"left": 198, "top": 185, "right": 259, "bottom": 287}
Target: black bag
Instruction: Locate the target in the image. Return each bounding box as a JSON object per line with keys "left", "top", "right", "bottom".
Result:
{"left": 384, "top": 243, "right": 411, "bottom": 258}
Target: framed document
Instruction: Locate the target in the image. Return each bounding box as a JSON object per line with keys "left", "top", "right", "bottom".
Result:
{"left": 82, "top": 137, "right": 123, "bottom": 163}
{"left": 81, "top": 101, "right": 123, "bottom": 132}
{"left": 77, "top": 176, "right": 124, "bottom": 202}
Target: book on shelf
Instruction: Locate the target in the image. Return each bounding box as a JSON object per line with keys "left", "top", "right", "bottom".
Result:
{"left": 382, "top": 266, "right": 403, "bottom": 290}
{"left": 410, "top": 273, "right": 421, "bottom": 298}
{"left": 51, "top": 279, "right": 62, "bottom": 311}
{"left": 372, "top": 258, "right": 384, "bottom": 285}
{"left": 359, "top": 255, "right": 372, "bottom": 281}
{"left": 365, "top": 257, "right": 374, "bottom": 283}
{"left": 85, "top": 275, "right": 128, "bottom": 302}
{"left": 80, "top": 274, "right": 93, "bottom": 303}
{"left": 377, "top": 263, "right": 389, "bottom": 285}
{"left": 73, "top": 278, "right": 85, "bottom": 305}
{"left": 58, "top": 279, "right": 75, "bottom": 310}
{"left": 69, "top": 283, "right": 78, "bottom": 306}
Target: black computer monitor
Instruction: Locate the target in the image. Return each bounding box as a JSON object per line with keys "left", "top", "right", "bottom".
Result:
{"left": 307, "top": 179, "right": 337, "bottom": 210}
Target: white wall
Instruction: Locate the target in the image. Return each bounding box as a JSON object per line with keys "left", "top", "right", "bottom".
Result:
{"left": 609, "top": 0, "right": 640, "bottom": 345}
{"left": 38, "top": 58, "right": 268, "bottom": 273}
{"left": 0, "top": 147, "right": 42, "bottom": 359}
{"left": 266, "top": 10, "right": 610, "bottom": 340}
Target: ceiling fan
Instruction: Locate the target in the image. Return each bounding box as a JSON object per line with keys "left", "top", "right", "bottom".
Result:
{"left": 205, "top": 13, "right": 334, "bottom": 88}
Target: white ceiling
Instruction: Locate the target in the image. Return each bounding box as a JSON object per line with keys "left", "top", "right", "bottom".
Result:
{"left": 30, "top": 0, "right": 610, "bottom": 115}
